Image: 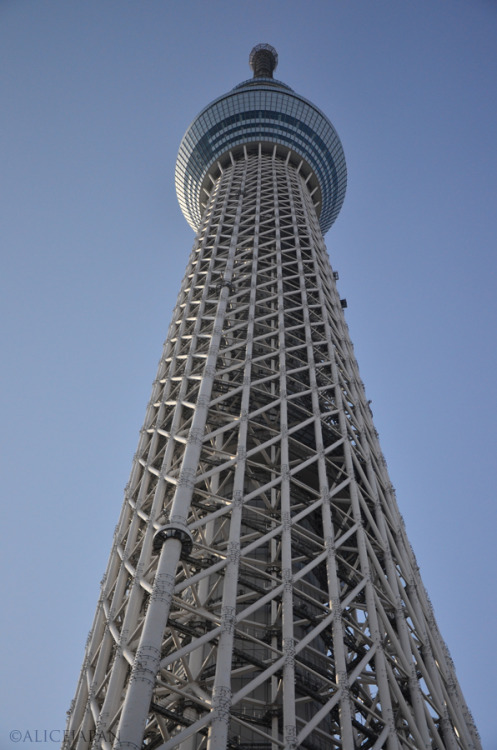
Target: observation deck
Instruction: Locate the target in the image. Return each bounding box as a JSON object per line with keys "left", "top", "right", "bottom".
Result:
{"left": 175, "top": 44, "right": 347, "bottom": 235}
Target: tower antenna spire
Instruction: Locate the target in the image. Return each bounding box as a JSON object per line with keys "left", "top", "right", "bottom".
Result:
{"left": 249, "top": 42, "right": 278, "bottom": 77}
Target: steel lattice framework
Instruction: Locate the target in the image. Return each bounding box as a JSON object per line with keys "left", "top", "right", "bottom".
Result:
{"left": 64, "top": 47, "right": 480, "bottom": 750}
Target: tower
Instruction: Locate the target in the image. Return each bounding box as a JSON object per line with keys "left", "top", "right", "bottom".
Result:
{"left": 64, "top": 44, "right": 480, "bottom": 750}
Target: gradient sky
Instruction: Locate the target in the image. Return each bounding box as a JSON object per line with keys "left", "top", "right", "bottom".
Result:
{"left": 1, "top": 2, "right": 496, "bottom": 748}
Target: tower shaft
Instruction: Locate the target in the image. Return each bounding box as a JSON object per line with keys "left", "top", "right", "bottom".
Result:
{"left": 64, "top": 146, "right": 480, "bottom": 750}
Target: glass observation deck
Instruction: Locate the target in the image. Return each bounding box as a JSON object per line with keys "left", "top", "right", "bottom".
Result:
{"left": 175, "top": 51, "right": 347, "bottom": 235}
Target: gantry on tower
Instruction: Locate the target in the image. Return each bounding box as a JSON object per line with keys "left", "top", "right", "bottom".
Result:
{"left": 64, "top": 45, "right": 480, "bottom": 750}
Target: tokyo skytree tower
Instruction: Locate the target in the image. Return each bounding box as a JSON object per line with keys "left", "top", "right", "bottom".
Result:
{"left": 64, "top": 45, "right": 480, "bottom": 750}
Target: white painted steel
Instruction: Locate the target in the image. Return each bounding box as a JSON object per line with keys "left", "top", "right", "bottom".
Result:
{"left": 64, "top": 146, "right": 481, "bottom": 750}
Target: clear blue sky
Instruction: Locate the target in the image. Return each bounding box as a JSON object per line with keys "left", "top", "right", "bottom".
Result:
{"left": 1, "top": 1, "right": 495, "bottom": 748}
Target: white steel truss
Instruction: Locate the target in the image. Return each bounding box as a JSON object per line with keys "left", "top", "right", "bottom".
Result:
{"left": 64, "top": 146, "right": 481, "bottom": 750}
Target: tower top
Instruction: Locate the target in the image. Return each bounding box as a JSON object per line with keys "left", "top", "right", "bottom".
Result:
{"left": 249, "top": 43, "right": 278, "bottom": 78}
{"left": 175, "top": 46, "right": 347, "bottom": 234}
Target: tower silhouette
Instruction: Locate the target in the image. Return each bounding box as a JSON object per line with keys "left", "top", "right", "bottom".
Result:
{"left": 64, "top": 45, "right": 480, "bottom": 750}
